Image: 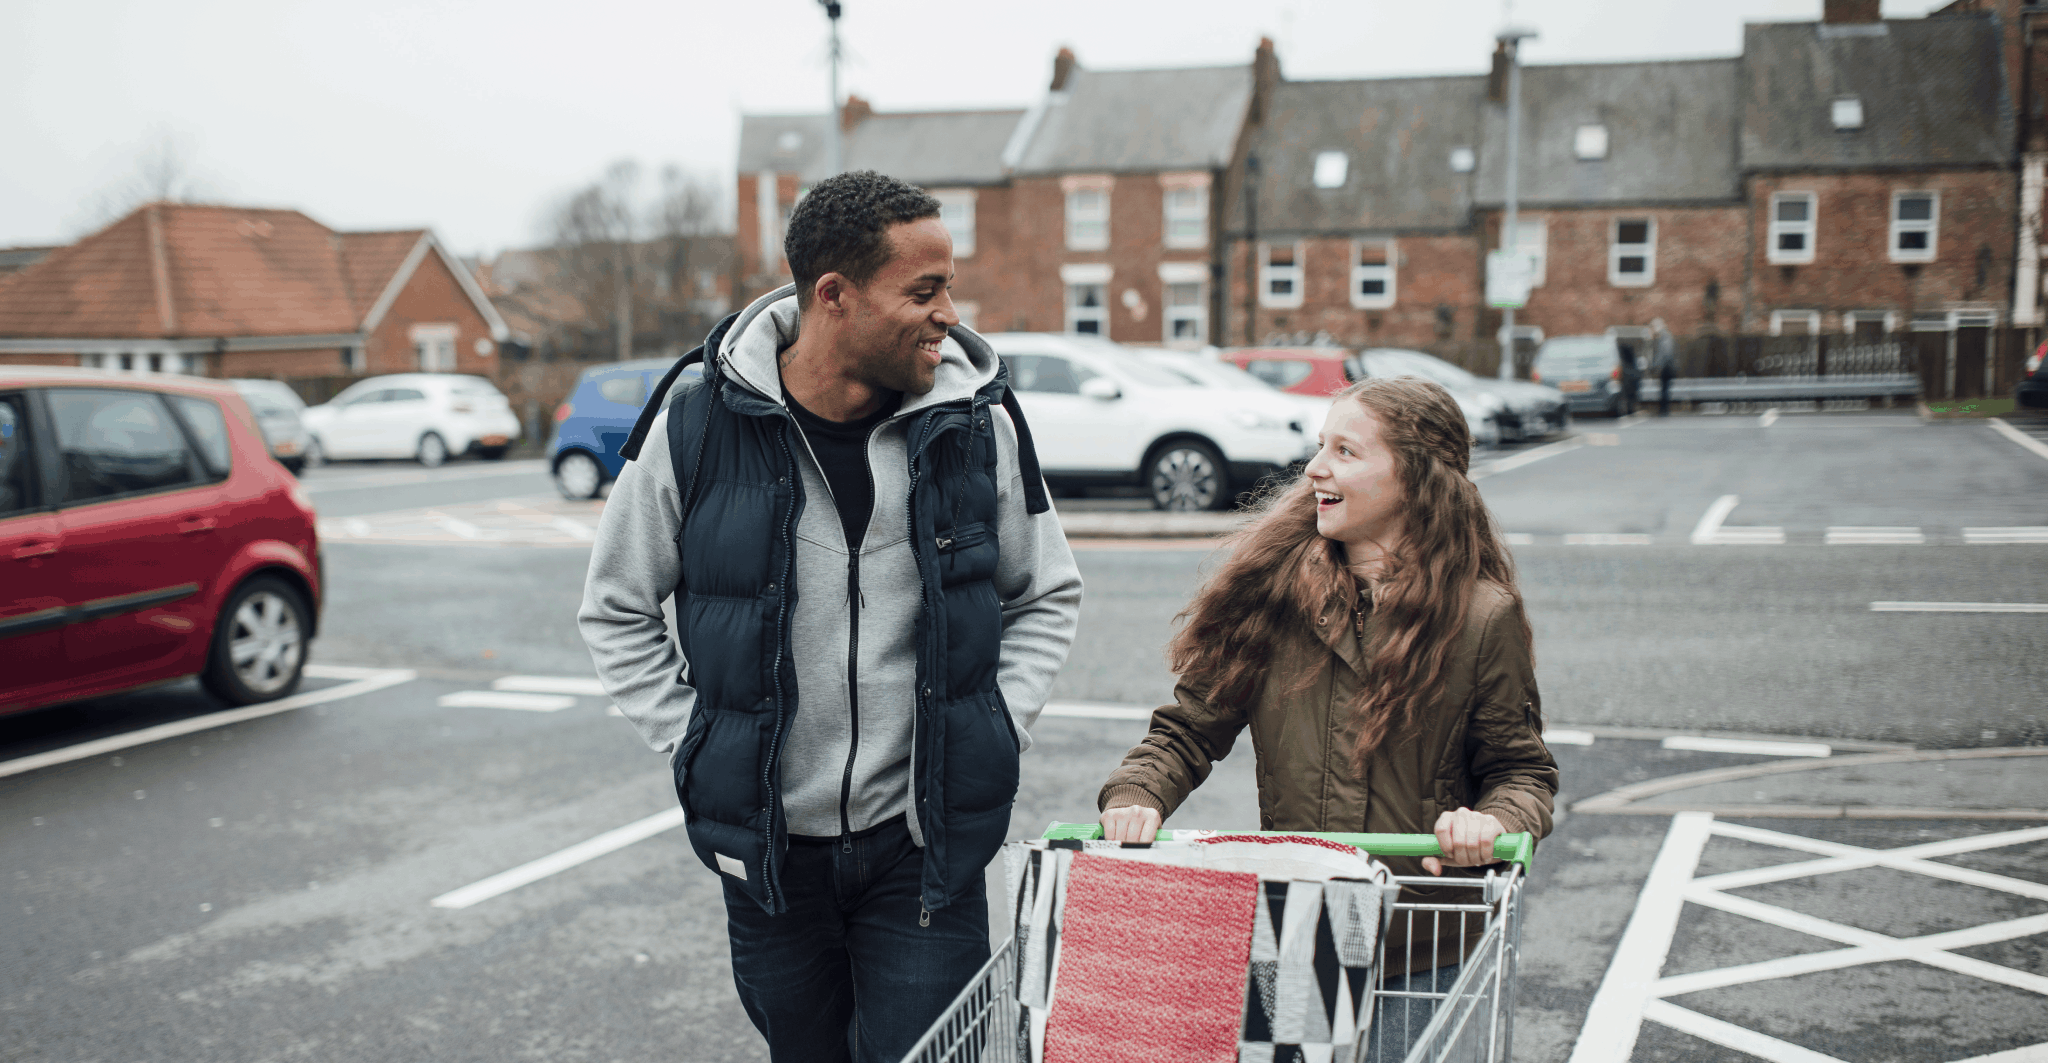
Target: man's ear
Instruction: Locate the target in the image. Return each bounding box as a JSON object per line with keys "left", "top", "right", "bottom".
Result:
{"left": 813, "top": 272, "right": 849, "bottom": 313}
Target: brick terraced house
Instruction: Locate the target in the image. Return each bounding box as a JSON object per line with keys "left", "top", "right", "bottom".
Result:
{"left": 0, "top": 203, "right": 506, "bottom": 380}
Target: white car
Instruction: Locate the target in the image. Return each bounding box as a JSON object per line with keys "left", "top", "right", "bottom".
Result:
{"left": 300, "top": 373, "right": 522, "bottom": 467}
{"left": 1136, "top": 349, "right": 1337, "bottom": 442}
{"left": 985, "top": 333, "right": 1317, "bottom": 511}
{"left": 1347, "top": 349, "right": 1515, "bottom": 448}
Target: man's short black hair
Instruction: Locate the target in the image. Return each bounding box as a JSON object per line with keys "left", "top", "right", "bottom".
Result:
{"left": 784, "top": 170, "right": 942, "bottom": 311}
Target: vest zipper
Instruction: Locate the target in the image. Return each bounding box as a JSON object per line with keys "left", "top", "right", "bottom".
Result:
{"left": 761, "top": 425, "right": 803, "bottom": 910}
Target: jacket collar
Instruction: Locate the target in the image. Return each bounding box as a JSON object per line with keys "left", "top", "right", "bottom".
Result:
{"left": 1311, "top": 582, "right": 1372, "bottom": 676}
{"left": 716, "top": 285, "right": 1001, "bottom": 419}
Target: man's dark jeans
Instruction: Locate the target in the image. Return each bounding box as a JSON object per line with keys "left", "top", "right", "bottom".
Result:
{"left": 722, "top": 814, "right": 990, "bottom": 1063}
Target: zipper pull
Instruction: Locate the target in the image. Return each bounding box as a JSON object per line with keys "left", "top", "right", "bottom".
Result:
{"left": 841, "top": 832, "right": 852, "bottom": 854}
{"left": 919, "top": 902, "right": 931, "bottom": 928}
{"left": 936, "top": 536, "right": 952, "bottom": 550}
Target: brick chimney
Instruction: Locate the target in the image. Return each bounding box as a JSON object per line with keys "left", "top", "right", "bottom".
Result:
{"left": 1487, "top": 39, "right": 1509, "bottom": 103}
{"left": 1248, "top": 37, "right": 1281, "bottom": 124}
{"left": 840, "top": 94, "right": 873, "bottom": 132}
{"left": 1822, "top": 0, "right": 1881, "bottom": 23}
{"left": 1050, "top": 47, "right": 1077, "bottom": 91}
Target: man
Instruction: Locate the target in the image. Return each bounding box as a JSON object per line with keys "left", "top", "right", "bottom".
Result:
{"left": 1617, "top": 340, "right": 1641, "bottom": 417}
{"left": 1650, "top": 317, "right": 1679, "bottom": 416}
{"left": 578, "top": 171, "right": 1083, "bottom": 1063}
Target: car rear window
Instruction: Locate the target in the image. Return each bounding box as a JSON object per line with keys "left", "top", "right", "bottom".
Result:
{"left": 1536, "top": 339, "right": 1615, "bottom": 376}
{"left": 168, "top": 395, "right": 233, "bottom": 477}
{"left": 597, "top": 374, "right": 647, "bottom": 406}
{"left": 0, "top": 394, "right": 34, "bottom": 518}
{"left": 45, "top": 388, "right": 198, "bottom": 503}
{"left": 387, "top": 388, "right": 427, "bottom": 402}
{"left": 1242, "top": 359, "right": 1315, "bottom": 389}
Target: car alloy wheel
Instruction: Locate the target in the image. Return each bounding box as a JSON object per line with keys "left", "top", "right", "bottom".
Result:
{"left": 416, "top": 432, "right": 449, "bottom": 468}
{"left": 201, "top": 576, "right": 310, "bottom": 706}
{"left": 555, "top": 450, "right": 604, "bottom": 500}
{"left": 1148, "top": 442, "right": 1226, "bottom": 512}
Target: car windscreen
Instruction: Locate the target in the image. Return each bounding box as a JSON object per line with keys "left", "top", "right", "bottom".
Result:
{"left": 1362, "top": 352, "right": 1470, "bottom": 388}
{"left": 1535, "top": 339, "right": 1616, "bottom": 376}
{"left": 1241, "top": 359, "right": 1315, "bottom": 389}
{"left": 1153, "top": 358, "right": 1273, "bottom": 390}
{"left": 595, "top": 373, "right": 647, "bottom": 407}
{"left": 1096, "top": 354, "right": 1196, "bottom": 388}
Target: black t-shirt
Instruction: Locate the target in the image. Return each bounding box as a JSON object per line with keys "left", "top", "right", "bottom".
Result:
{"left": 784, "top": 387, "right": 897, "bottom": 552}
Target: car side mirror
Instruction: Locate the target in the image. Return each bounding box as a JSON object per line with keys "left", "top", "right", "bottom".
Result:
{"left": 1079, "top": 377, "right": 1122, "bottom": 401}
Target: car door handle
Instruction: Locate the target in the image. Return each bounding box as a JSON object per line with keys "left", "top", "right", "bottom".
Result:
{"left": 11, "top": 539, "right": 57, "bottom": 560}
{"left": 178, "top": 517, "right": 218, "bottom": 536}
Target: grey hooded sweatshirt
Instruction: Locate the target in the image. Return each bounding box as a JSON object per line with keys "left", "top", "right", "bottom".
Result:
{"left": 578, "top": 288, "right": 1084, "bottom": 843}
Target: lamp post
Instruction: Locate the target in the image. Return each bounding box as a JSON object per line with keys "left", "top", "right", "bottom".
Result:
{"left": 1242, "top": 151, "right": 1260, "bottom": 345}
{"left": 821, "top": 1, "right": 844, "bottom": 177}
{"left": 1497, "top": 26, "right": 1536, "bottom": 380}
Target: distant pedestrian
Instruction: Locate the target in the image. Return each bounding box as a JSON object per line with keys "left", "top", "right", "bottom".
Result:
{"left": 579, "top": 170, "right": 1083, "bottom": 1063}
{"left": 1617, "top": 341, "right": 1642, "bottom": 417}
{"left": 1095, "top": 376, "right": 1557, "bottom": 1062}
{"left": 1651, "top": 317, "right": 1678, "bottom": 416}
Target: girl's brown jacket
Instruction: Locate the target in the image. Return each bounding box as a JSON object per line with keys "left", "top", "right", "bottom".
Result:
{"left": 1097, "top": 580, "right": 1559, "bottom": 974}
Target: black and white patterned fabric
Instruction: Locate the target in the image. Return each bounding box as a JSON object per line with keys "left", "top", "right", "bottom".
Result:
{"left": 1002, "top": 837, "right": 1401, "bottom": 1063}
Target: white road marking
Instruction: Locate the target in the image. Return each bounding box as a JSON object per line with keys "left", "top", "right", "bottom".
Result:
{"left": 1564, "top": 533, "right": 1654, "bottom": 545}
{"left": 1689, "top": 494, "right": 1740, "bottom": 544}
{"left": 1825, "top": 526, "right": 1924, "bottom": 545}
{"left": 1660, "top": 735, "right": 1831, "bottom": 758}
{"left": 1039, "top": 701, "right": 1153, "bottom": 721}
{"left": 1615, "top": 412, "right": 1651, "bottom": 428}
{"left": 0, "top": 666, "right": 416, "bottom": 780}
{"left": 550, "top": 516, "right": 594, "bottom": 540}
{"left": 430, "top": 512, "right": 484, "bottom": 539}
{"left": 1690, "top": 495, "right": 1784, "bottom": 544}
{"left": 1566, "top": 811, "right": 1715, "bottom": 1063}
{"left": 437, "top": 690, "right": 576, "bottom": 712}
{"left": 1582, "top": 433, "right": 1621, "bottom": 446}
{"left": 1759, "top": 408, "right": 1780, "bottom": 428}
{"left": 1965, "top": 527, "right": 2048, "bottom": 544}
{"left": 1639, "top": 1000, "right": 1844, "bottom": 1063}
{"left": 1954, "top": 1044, "right": 2048, "bottom": 1063}
{"left": 298, "top": 460, "right": 548, "bottom": 493}
{"left": 1989, "top": 417, "right": 2048, "bottom": 462}
{"left": 1870, "top": 601, "right": 2048, "bottom": 613}
{"left": 493, "top": 675, "right": 609, "bottom": 696}
{"left": 1544, "top": 729, "right": 1596, "bottom": 746}
{"left": 430, "top": 807, "right": 687, "bottom": 909}
{"left": 1504, "top": 533, "right": 1535, "bottom": 545}
{"left": 343, "top": 518, "right": 372, "bottom": 538}
{"left": 1468, "top": 437, "right": 1584, "bottom": 481}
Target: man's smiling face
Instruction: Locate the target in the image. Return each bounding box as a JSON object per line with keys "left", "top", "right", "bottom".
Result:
{"left": 838, "top": 217, "right": 958, "bottom": 397}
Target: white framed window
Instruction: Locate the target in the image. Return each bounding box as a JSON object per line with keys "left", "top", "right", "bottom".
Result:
{"left": 1062, "top": 175, "right": 1111, "bottom": 251}
{"left": 1843, "top": 310, "right": 1896, "bottom": 338}
{"left": 1769, "top": 310, "right": 1822, "bottom": 336}
{"left": 1890, "top": 191, "right": 1938, "bottom": 263}
{"left": 1831, "top": 97, "right": 1864, "bottom": 131}
{"left": 1505, "top": 218, "right": 1547, "bottom": 287}
{"left": 1259, "top": 241, "right": 1304, "bottom": 308}
{"left": 1159, "top": 262, "right": 1207, "bottom": 345}
{"left": 932, "top": 189, "right": 976, "bottom": 257}
{"left": 1609, "top": 217, "right": 1655, "bottom": 287}
{"left": 1313, "top": 151, "right": 1349, "bottom": 189}
{"left": 411, "top": 323, "right": 458, "bottom": 371}
{"left": 1351, "top": 239, "right": 1396, "bottom": 310}
{"left": 1768, "top": 192, "right": 1817, "bottom": 265}
{"left": 1065, "top": 284, "right": 1107, "bottom": 335}
{"left": 1161, "top": 179, "right": 1209, "bottom": 249}
{"left": 1574, "top": 125, "right": 1609, "bottom": 161}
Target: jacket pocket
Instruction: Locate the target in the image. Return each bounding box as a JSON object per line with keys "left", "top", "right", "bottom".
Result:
{"left": 937, "top": 691, "right": 1021, "bottom": 816}
{"left": 679, "top": 707, "right": 769, "bottom": 831}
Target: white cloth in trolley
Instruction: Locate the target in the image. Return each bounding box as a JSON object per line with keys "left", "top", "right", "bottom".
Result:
{"left": 1002, "top": 834, "right": 1402, "bottom": 1063}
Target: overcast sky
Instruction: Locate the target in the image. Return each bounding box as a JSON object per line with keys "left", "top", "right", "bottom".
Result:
{"left": 1, "top": 0, "right": 1950, "bottom": 259}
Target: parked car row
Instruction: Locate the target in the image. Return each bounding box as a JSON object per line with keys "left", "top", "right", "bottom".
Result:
{"left": 2, "top": 368, "right": 322, "bottom": 716}
{"left": 299, "top": 373, "right": 522, "bottom": 468}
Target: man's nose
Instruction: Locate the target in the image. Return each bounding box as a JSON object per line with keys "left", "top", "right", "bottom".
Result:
{"left": 933, "top": 292, "right": 960, "bottom": 327}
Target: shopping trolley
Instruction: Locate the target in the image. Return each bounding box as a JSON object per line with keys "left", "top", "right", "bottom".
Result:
{"left": 900, "top": 825, "right": 1532, "bottom": 1063}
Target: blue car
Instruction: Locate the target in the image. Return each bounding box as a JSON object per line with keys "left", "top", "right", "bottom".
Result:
{"left": 549, "top": 357, "right": 700, "bottom": 499}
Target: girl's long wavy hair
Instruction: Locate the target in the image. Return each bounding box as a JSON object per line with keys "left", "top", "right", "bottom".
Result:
{"left": 1167, "top": 375, "right": 1529, "bottom": 768}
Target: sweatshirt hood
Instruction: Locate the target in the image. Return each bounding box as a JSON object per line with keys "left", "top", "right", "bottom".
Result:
{"left": 717, "top": 285, "right": 1002, "bottom": 417}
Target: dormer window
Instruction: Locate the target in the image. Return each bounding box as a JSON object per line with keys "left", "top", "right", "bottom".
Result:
{"left": 1449, "top": 147, "right": 1476, "bottom": 173}
{"left": 1831, "top": 97, "right": 1864, "bottom": 131}
{"left": 1574, "top": 125, "right": 1608, "bottom": 161}
{"left": 777, "top": 130, "right": 802, "bottom": 152}
{"left": 1313, "top": 151, "right": 1349, "bottom": 189}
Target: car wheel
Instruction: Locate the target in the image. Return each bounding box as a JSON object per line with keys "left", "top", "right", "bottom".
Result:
{"left": 302, "top": 437, "right": 325, "bottom": 469}
{"left": 1147, "top": 440, "right": 1229, "bottom": 512}
{"left": 416, "top": 432, "right": 449, "bottom": 468}
{"left": 554, "top": 450, "right": 605, "bottom": 500}
{"left": 201, "top": 576, "right": 311, "bottom": 706}
{"left": 477, "top": 446, "right": 509, "bottom": 461}
{"left": 281, "top": 457, "right": 306, "bottom": 475}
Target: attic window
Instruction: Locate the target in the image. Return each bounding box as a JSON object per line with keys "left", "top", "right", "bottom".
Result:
{"left": 1313, "top": 151, "right": 1349, "bottom": 189}
{"left": 1449, "top": 147, "right": 1476, "bottom": 173}
{"left": 1831, "top": 97, "right": 1864, "bottom": 131}
{"left": 777, "top": 130, "right": 802, "bottom": 152}
{"left": 1574, "top": 125, "right": 1608, "bottom": 161}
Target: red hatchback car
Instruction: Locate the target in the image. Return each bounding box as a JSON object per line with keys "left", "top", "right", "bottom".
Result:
{"left": 1222, "top": 347, "right": 1355, "bottom": 397}
{"left": 1, "top": 368, "right": 321, "bottom": 715}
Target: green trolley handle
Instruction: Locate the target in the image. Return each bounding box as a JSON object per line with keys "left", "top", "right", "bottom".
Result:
{"left": 1041, "top": 822, "right": 1534, "bottom": 870}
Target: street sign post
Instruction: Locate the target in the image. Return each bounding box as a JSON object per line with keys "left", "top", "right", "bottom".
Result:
{"left": 1488, "top": 249, "right": 1536, "bottom": 309}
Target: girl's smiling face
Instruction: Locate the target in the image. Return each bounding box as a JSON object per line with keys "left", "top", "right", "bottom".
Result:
{"left": 1305, "top": 399, "right": 1407, "bottom": 563}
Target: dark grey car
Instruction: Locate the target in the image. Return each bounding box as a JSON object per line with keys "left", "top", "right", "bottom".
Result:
{"left": 1532, "top": 336, "right": 1630, "bottom": 416}
{"left": 229, "top": 379, "right": 315, "bottom": 473}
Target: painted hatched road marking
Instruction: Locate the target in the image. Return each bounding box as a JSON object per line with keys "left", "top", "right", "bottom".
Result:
{"left": 318, "top": 495, "right": 607, "bottom": 547}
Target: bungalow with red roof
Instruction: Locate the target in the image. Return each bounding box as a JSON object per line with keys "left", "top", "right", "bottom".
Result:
{"left": 0, "top": 202, "right": 507, "bottom": 381}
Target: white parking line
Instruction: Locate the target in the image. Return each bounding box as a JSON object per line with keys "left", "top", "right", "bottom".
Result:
{"left": 493, "top": 675, "right": 609, "bottom": 696}
{"left": 550, "top": 517, "right": 595, "bottom": 540}
{"left": 1567, "top": 811, "right": 1715, "bottom": 1063}
{"left": 1660, "top": 735, "right": 1831, "bottom": 758}
{"left": 1689, "top": 495, "right": 1740, "bottom": 544}
{"left": 1690, "top": 495, "right": 1785, "bottom": 545}
{"left": 1504, "top": 533, "right": 1535, "bottom": 546}
{"left": 1039, "top": 701, "right": 1153, "bottom": 721}
{"left": 0, "top": 665, "right": 417, "bottom": 780}
{"left": 1563, "top": 533, "right": 1654, "bottom": 545}
{"left": 1826, "top": 526, "right": 1924, "bottom": 545}
{"left": 1544, "top": 729, "right": 1596, "bottom": 746}
{"left": 1870, "top": 601, "right": 2048, "bottom": 613}
{"left": 1964, "top": 527, "right": 2048, "bottom": 544}
{"left": 1468, "top": 437, "right": 1585, "bottom": 481}
{"left": 431, "top": 512, "right": 484, "bottom": 540}
{"left": 1989, "top": 417, "right": 2048, "bottom": 462}
{"left": 437, "top": 690, "right": 577, "bottom": 712}
{"left": 430, "top": 807, "right": 688, "bottom": 909}
{"left": 1759, "top": 408, "right": 1780, "bottom": 428}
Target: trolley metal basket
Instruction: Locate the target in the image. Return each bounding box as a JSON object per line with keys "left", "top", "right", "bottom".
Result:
{"left": 900, "top": 825, "right": 1531, "bottom": 1063}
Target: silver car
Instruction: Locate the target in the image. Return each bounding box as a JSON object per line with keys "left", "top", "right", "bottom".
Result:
{"left": 229, "top": 378, "right": 315, "bottom": 473}
{"left": 1349, "top": 348, "right": 1570, "bottom": 443}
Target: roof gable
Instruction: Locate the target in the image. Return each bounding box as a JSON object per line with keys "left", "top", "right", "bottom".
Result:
{"left": 1014, "top": 64, "right": 1252, "bottom": 174}
{"left": 844, "top": 109, "right": 1025, "bottom": 186}
{"left": 0, "top": 210, "right": 167, "bottom": 338}
{"left": 1739, "top": 16, "right": 2012, "bottom": 170}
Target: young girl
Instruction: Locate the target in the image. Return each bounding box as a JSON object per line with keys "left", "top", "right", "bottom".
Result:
{"left": 1096, "top": 376, "right": 1558, "bottom": 1057}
